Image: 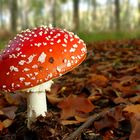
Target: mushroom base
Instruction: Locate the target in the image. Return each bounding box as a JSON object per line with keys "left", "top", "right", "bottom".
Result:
{"left": 25, "top": 80, "right": 53, "bottom": 129}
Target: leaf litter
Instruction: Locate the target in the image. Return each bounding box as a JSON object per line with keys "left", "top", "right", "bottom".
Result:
{"left": 0, "top": 39, "right": 140, "bottom": 140}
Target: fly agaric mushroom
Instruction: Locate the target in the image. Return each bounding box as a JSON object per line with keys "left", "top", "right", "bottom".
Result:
{"left": 0, "top": 26, "right": 87, "bottom": 128}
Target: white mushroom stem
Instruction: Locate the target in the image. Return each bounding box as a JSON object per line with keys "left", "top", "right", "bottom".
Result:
{"left": 25, "top": 80, "right": 53, "bottom": 129}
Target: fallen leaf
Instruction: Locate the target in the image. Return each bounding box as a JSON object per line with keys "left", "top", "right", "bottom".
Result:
{"left": 58, "top": 94, "right": 95, "bottom": 119}
{"left": 123, "top": 104, "right": 140, "bottom": 114}
{"left": 113, "top": 97, "right": 128, "bottom": 104}
{"left": 2, "top": 119, "right": 13, "bottom": 128}
{"left": 0, "top": 98, "right": 8, "bottom": 109}
{"left": 112, "top": 82, "right": 136, "bottom": 96}
{"left": 129, "top": 95, "right": 140, "bottom": 104}
{"left": 0, "top": 110, "right": 4, "bottom": 115}
{"left": 2, "top": 106, "right": 18, "bottom": 119}
{"left": 87, "top": 74, "right": 109, "bottom": 87}
{"left": 0, "top": 121, "right": 4, "bottom": 131}
{"left": 46, "top": 84, "right": 64, "bottom": 104}
{"left": 94, "top": 106, "right": 124, "bottom": 130}
{"left": 5, "top": 94, "right": 19, "bottom": 105}
{"left": 128, "top": 114, "right": 140, "bottom": 140}
{"left": 75, "top": 115, "right": 87, "bottom": 122}
{"left": 5, "top": 92, "right": 26, "bottom": 105}
{"left": 61, "top": 120, "right": 81, "bottom": 125}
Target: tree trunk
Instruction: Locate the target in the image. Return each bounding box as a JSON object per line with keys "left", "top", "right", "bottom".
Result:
{"left": 0, "top": 0, "right": 4, "bottom": 28}
{"left": 106, "top": 0, "right": 114, "bottom": 30}
{"left": 52, "top": 0, "right": 57, "bottom": 27}
{"left": 138, "top": 0, "right": 140, "bottom": 27}
{"left": 123, "top": 0, "right": 130, "bottom": 28}
{"left": 73, "top": 0, "right": 80, "bottom": 31}
{"left": 22, "top": 0, "right": 29, "bottom": 29}
{"left": 92, "top": 0, "right": 97, "bottom": 20}
{"left": 10, "top": 0, "right": 18, "bottom": 32}
{"left": 114, "top": 0, "right": 120, "bottom": 30}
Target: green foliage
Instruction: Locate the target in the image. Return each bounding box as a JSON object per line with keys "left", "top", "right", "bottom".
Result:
{"left": 78, "top": 31, "right": 140, "bottom": 43}
{"left": 0, "top": 40, "right": 7, "bottom": 50}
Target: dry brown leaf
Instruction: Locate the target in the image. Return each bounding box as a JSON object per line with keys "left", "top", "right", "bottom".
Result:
{"left": 61, "top": 120, "right": 81, "bottom": 125}
{"left": 5, "top": 94, "right": 19, "bottom": 105}
{"left": 129, "top": 95, "right": 140, "bottom": 104}
{"left": 75, "top": 115, "right": 87, "bottom": 122}
{"left": 58, "top": 94, "right": 95, "bottom": 119}
{"left": 46, "top": 84, "right": 64, "bottom": 104}
{"left": 113, "top": 97, "right": 128, "bottom": 104}
{"left": 5, "top": 92, "right": 26, "bottom": 105}
{"left": 2, "top": 106, "right": 17, "bottom": 119}
{"left": 88, "top": 74, "right": 109, "bottom": 87}
{"left": 128, "top": 113, "right": 140, "bottom": 140}
{"left": 0, "top": 98, "right": 8, "bottom": 109}
{"left": 0, "top": 110, "right": 4, "bottom": 115}
{"left": 0, "top": 121, "right": 4, "bottom": 131}
{"left": 123, "top": 105, "right": 140, "bottom": 114}
{"left": 2, "top": 119, "right": 13, "bottom": 128}
{"left": 112, "top": 82, "right": 135, "bottom": 96}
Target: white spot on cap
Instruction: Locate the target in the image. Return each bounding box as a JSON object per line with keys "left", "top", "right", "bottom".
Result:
{"left": 16, "top": 47, "right": 21, "bottom": 51}
{"left": 50, "top": 42, "right": 54, "bottom": 45}
{"left": 70, "top": 38, "right": 74, "bottom": 42}
{"left": 27, "top": 54, "right": 36, "bottom": 64}
{"left": 10, "top": 66, "right": 19, "bottom": 72}
{"left": 23, "top": 68, "right": 30, "bottom": 72}
{"left": 44, "top": 31, "right": 47, "bottom": 34}
{"left": 81, "top": 47, "right": 86, "bottom": 52}
{"left": 49, "top": 49, "right": 53, "bottom": 52}
{"left": 16, "top": 84, "right": 20, "bottom": 87}
{"left": 11, "top": 83, "right": 15, "bottom": 88}
{"left": 62, "top": 44, "right": 66, "bottom": 47}
{"left": 32, "top": 64, "right": 38, "bottom": 68}
{"left": 57, "top": 33, "right": 61, "bottom": 36}
{"left": 19, "top": 77, "right": 25, "bottom": 81}
{"left": 64, "top": 38, "right": 67, "bottom": 43}
{"left": 73, "top": 44, "right": 78, "bottom": 48}
{"left": 63, "top": 59, "right": 67, "bottom": 63}
{"left": 35, "top": 43, "right": 41, "bottom": 47}
{"left": 67, "top": 61, "right": 71, "bottom": 67}
{"left": 43, "top": 42, "right": 47, "bottom": 45}
{"left": 26, "top": 74, "right": 32, "bottom": 78}
{"left": 25, "top": 82, "right": 31, "bottom": 86}
{"left": 31, "top": 77, "right": 36, "bottom": 80}
{"left": 6, "top": 72, "right": 10, "bottom": 75}
{"left": 64, "top": 49, "right": 67, "bottom": 52}
{"left": 46, "top": 37, "right": 49, "bottom": 40}
{"left": 38, "top": 52, "right": 47, "bottom": 63}
{"left": 2, "top": 85, "right": 6, "bottom": 88}
{"left": 39, "top": 31, "right": 43, "bottom": 36}
{"left": 56, "top": 66, "right": 61, "bottom": 72}
{"left": 9, "top": 54, "right": 17, "bottom": 58}
{"left": 70, "top": 48, "right": 76, "bottom": 52}
{"left": 71, "top": 56, "right": 75, "bottom": 60}
{"left": 19, "top": 60, "right": 26, "bottom": 65}
{"left": 21, "top": 54, "right": 26, "bottom": 58}
{"left": 48, "top": 73, "right": 53, "bottom": 78}
{"left": 57, "top": 39, "right": 61, "bottom": 43}
{"left": 34, "top": 72, "right": 39, "bottom": 76}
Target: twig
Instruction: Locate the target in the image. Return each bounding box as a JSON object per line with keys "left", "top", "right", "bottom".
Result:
{"left": 65, "top": 111, "right": 105, "bottom": 140}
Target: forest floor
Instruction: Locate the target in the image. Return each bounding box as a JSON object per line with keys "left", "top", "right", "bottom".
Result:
{"left": 0, "top": 39, "right": 140, "bottom": 140}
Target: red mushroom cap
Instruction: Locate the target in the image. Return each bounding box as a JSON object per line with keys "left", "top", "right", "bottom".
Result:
{"left": 0, "top": 26, "right": 87, "bottom": 92}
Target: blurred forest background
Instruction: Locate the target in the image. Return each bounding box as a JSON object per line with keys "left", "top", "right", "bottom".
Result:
{"left": 0, "top": 0, "right": 140, "bottom": 44}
